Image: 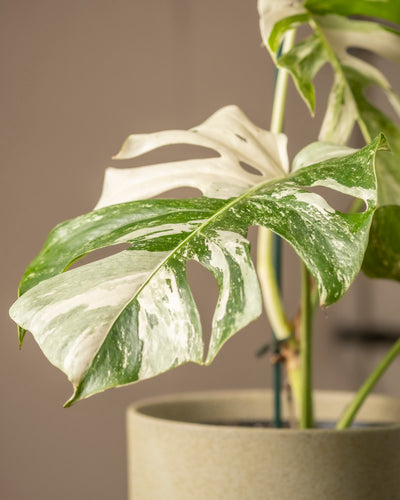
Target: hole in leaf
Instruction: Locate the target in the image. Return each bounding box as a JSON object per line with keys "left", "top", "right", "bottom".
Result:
{"left": 364, "top": 85, "right": 400, "bottom": 126}
{"left": 113, "top": 144, "right": 218, "bottom": 167}
{"left": 69, "top": 242, "right": 131, "bottom": 269}
{"left": 302, "top": 185, "right": 365, "bottom": 213}
{"left": 240, "top": 161, "right": 263, "bottom": 176}
{"left": 346, "top": 47, "right": 400, "bottom": 125}
{"left": 186, "top": 259, "right": 219, "bottom": 363}
{"left": 155, "top": 187, "right": 203, "bottom": 199}
{"left": 347, "top": 46, "right": 372, "bottom": 60}
{"left": 347, "top": 122, "right": 365, "bottom": 149}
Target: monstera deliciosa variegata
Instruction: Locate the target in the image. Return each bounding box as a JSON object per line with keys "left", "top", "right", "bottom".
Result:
{"left": 10, "top": 104, "right": 386, "bottom": 405}
{"left": 258, "top": 0, "right": 400, "bottom": 280}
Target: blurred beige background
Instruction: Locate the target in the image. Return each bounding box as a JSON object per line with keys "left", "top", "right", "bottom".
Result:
{"left": 1, "top": 2, "right": 399, "bottom": 499}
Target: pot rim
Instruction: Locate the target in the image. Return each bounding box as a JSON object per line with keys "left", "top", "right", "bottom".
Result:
{"left": 127, "top": 389, "right": 400, "bottom": 434}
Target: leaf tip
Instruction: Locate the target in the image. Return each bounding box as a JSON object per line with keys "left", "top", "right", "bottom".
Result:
{"left": 64, "top": 394, "right": 77, "bottom": 408}
{"left": 376, "top": 133, "right": 390, "bottom": 152}
{"left": 64, "top": 385, "right": 82, "bottom": 408}
{"left": 113, "top": 135, "right": 132, "bottom": 160}
{"left": 18, "top": 326, "right": 26, "bottom": 348}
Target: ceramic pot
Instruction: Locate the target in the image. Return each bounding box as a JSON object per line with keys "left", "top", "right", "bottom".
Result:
{"left": 126, "top": 390, "right": 400, "bottom": 500}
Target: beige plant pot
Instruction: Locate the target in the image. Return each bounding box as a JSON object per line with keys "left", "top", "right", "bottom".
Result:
{"left": 126, "top": 390, "right": 400, "bottom": 500}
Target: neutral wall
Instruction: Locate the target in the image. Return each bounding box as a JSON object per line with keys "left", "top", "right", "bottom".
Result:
{"left": 1, "top": 2, "right": 399, "bottom": 499}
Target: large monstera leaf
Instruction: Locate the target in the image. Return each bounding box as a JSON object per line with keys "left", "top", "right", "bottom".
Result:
{"left": 258, "top": 0, "right": 400, "bottom": 280}
{"left": 9, "top": 106, "right": 384, "bottom": 405}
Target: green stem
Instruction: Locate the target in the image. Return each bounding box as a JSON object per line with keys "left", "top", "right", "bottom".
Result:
{"left": 336, "top": 337, "right": 400, "bottom": 430}
{"left": 259, "top": 28, "right": 299, "bottom": 428}
{"left": 257, "top": 28, "right": 296, "bottom": 341}
{"left": 270, "top": 29, "right": 296, "bottom": 133}
{"left": 300, "top": 263, "right": 314, "bottom": 428}
{"left": 312, "top": 16, "right": 393, "bottom": 427}
{"left": 257, "top": 28, "right": 296, "bottom": 428}
{"left": 272, "top": 233, "right": 283, "bottom": 428}
{"left": 257, "top": 229, "right": 291, "bottom": 341}
{"left": 311, "top": 284, "right": 319, "bottom": 316}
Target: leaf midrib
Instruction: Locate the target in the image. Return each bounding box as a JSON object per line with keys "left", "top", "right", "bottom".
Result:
{"left": 76, "top": 173, "right": 289, "bottom": 391}
{"left": 93, "top": 141, "right": 376, "bottom": 357}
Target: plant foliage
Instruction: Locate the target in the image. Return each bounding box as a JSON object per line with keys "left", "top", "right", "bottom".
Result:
{"left": 258, "top": 0, "right": 400, "bottom": 279}
{"left": 10, "top": 104, "right": 385, "bottom": 404}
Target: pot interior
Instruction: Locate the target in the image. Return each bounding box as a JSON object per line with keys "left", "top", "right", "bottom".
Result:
{"left": 132, "top": 390, "right": 400, "bottom": 428}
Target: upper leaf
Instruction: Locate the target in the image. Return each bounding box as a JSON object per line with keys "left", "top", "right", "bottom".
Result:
{"left": 304, "top": 0, "right": 400, "bottom": 25}
{"left": 258, "top": 0, "right": 400, "bottom": 280}
{"left": 95, "top": 105, "right": 288, "bottom": 207}
{"left": 9, "top": 106, "right": 384, "bottom": 404}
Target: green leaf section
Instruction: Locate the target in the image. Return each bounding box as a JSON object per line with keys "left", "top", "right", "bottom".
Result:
{"left": 18, "top": 199, "right": 222, "bottom": 296}
{"left": 258, "top": 0, "right": 400, "bottom": 280}
{"left": 10, "top": 138, "right": 383, "bottom": 404}
{"left": 305, "top": 0, "right": 400, "bottom": 24}
{"left": 278, "top": 34, "right": 326, "bottom": 114}
{"left": 16, "top": 200, "right": 221, "bottom": 345}
{"left": 363, "top": 206, "right": 400, "bottom": 280}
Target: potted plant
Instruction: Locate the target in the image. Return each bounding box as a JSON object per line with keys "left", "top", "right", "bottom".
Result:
{"left": 9, "top": 1, "right": 400, "bottom": 498}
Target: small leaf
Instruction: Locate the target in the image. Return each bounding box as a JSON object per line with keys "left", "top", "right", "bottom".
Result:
{"left": 277, "top": 34, "right": 326, "bottom": 113}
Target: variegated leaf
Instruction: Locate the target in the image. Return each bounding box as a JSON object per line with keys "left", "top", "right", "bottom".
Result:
{"left": 9, "top": 134, "right": 384, "bottom": 404}
{"left": 258, "top": 0, "right": 400, "bottom": 280}
{"left": 95, "top": 105, "right": 288, "bottom": 208}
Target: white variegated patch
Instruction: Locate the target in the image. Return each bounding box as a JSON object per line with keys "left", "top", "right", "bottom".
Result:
{"left": 293, "top": 142, "right": 358, "bottom": 171}
{"left": 317, "top": 15, "right": 400, "bottom": 142}
{"left": 319, "top": 15, "right": 400, "bottom": 70}
{"left": 137, "top": 265, "right": 203, "bottom": 379}
{"left": 199, "top": 230, "right": 262, "bottom": 363}
{"left": 114, "top": 221, "right": 206, "bottom": 244}
{"left": 258, "top": 0, "right": 307, "bottom": 53}
{"left": 10, "top": 250, "right": 169, "bottom": 386}
{"left": 95, "top": 106, "right": 288, "bottom": 208}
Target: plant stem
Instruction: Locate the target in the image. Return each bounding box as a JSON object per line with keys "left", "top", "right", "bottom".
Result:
{"left": 257, "top": 28, "right": 296, "bottom": 428}
{"left": 270, "top": 29, "right": 296, "bottom": 134}
{"left": 257, "top": 29, "right": 296, "bottom": 340}
{"left": 257, "top": 229, "right": 291, "bottom": 341}
{"left": 312, "top": 15, "right": 398, "bottom": 428}
{"left": 299, "top": 264, "right": 314, "bottom": 428}
{"left": 336, "top": 337, "right": 400, "bottom": 430}
{"left": 272, "top": 233, "right": 283, "bottom": 428}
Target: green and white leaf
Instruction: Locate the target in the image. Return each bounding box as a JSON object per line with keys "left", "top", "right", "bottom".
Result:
{"left": 292, "top": 141, "right": 357, "bottom": 172}
{"left": 257, "top": 0, "right": 308, "bottom": 55}
{"left": 10, "top": 117, "right": 384, "bottom": 404}
{"left": 258, "top": 0, "right": 400, "bottom": 280}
